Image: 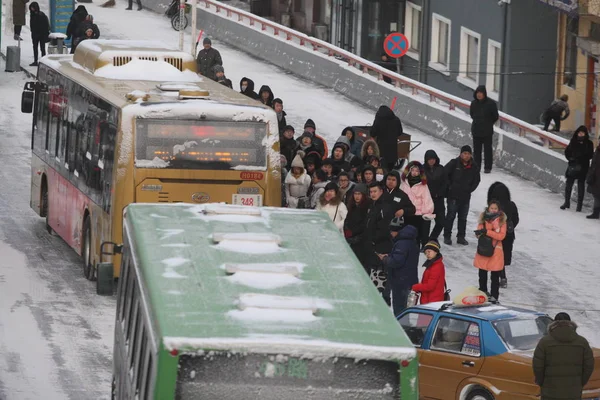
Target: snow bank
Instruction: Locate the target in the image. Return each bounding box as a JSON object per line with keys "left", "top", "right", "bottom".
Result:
{"left": 135, "top": 157, "right": 170, "bottom": 168}
{"left": 226, "top": 271, "right": 303, "bottom": 289}
{"left": 163, "top": 335, "right": 417, "bottom": 361}
{"left": 94, "top": 59, "right": 201, "bottom": 82}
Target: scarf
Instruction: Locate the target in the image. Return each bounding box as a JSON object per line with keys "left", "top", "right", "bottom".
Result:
{"left": 484, "top": 211, "right": 500, "bottom": 221}
{"left": 276, "top": 112, "right": 283, "bottom": 122}
{"left": 408, "top": 175, "right": 421, "bottom": 187}
{"left": 422, "top": 254, "right": 442, "bottom": 268}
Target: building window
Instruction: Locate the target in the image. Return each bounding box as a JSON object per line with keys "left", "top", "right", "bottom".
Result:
{"left": 458, "top": 27, "right": 481, "bottom": 89}
{"left": 429, "top": 13, "right": 451, "bottom": 75}
{"left": 486, "top": 40, "right": 502, "bottom": 100}
{"left": 404, "top": 2, "right": 421, "bottom": 60}
{"left": 563, "top": 18, "right": 579, "bottom": 88}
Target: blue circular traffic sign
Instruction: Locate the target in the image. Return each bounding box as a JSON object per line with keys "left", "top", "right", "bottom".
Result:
{"left": 384, "top": 33, "right": 409, "bottom": 58}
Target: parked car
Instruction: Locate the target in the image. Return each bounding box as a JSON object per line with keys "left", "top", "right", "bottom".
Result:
{"left": 397, "top": 301, "right": 600, "bottom": 400}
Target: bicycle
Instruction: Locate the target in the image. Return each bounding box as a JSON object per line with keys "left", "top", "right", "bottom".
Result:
{"left": 165, "top": 0, "right": 191, "bottom": 31}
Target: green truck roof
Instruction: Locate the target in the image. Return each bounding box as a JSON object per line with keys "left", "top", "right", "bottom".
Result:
{"left": 125, "top": 203, "right": 416, "bottom": 361}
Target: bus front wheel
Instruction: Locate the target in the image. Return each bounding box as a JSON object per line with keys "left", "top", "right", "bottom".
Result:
{"left": 82, "top": 217, "right": 96, "bottom": 281}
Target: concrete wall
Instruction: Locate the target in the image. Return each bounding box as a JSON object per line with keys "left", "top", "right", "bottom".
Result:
{"left": 140, "top": 0, "right": 569, "bottom": 196}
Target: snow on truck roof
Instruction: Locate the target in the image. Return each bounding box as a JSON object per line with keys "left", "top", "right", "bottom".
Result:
{"left": 125, "top": 203, "right": 416, "bottom": 361}
{"left": 414, "top": 301, "right": 547, "bottom": 321}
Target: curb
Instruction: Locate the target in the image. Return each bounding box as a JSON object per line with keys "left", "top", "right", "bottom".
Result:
{"left": 0, "top": 51, "right": 37, "bottom": 79}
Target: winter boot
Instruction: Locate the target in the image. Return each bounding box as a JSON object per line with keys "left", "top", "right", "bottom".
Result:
{"left": 443, "top": 237, "right": 452, "bottom": 246}
{"left": 576, "top": 203, "right": 583, "bottom": 212}
{"left": 500, "top": 278, "right": 507, "bottom": 288}
{"left": 457, "top": 237, "right": 469, "bottom": 246}
{"left": 587, "top": 208, "right": 600, "bottom": 219}
{"left": 560, "top": 201, "right": 570, "bottom": 210}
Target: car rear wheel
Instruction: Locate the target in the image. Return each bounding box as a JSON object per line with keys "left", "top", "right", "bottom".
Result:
{"left": 467, "top": 388, "right": 494, "bottom": 400}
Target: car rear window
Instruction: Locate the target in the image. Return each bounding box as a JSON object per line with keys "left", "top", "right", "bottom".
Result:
{"left": 493, "top": 316, "right": 552, "bottom": 351}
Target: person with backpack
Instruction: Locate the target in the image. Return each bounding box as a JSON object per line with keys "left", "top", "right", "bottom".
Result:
{"left": 379, "top": 218, "right": 419, "bottom": 316}
{"left": 543, "top": 94, "right": 570, "bottom": 132}
{"left": 473, "top": 200, "right": 507, "bottom": 301}
{"left": 487, "top": 182, "right": 519, "bottom": 288}
{"left": 412, "top": 240, "right": 446, "bottom": 305}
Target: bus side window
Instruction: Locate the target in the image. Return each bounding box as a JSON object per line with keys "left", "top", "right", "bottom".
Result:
{"left": 124, "top": 273, "right": 137, "bottom": 342}
{"left": 143, "top": 352, "right": 153, "bottom": 399}
{"left": 117, "top": 247, "right": 131, "bottom": 323}
{"left": 129, "top": 303, "right": 141, "bottom": 370}
{"left": 135, "top": 329, "right": 147, "bottom": 397}
{"left": 59, "top": 77, "right": 70, "bottom": 164}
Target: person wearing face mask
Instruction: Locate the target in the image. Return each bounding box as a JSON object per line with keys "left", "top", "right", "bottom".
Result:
{"left": 316, "top": 182, "right": 348, "bottom": 231}
{"left": 473, "top": 200, "right": 507, "bottom": 301}
{"left": 375, "top": 167, "right": 386, "bottom": 182}
{"left": 383, "top": 170, "right": 416, "bottom": 220}
{"left": 400, "top": 161, "right": 435, "bottom": 248}
{"left": 560, "top": 125, "right": 594, "bottom": 212}
{"left": 239, "top": 77, "right": 259, "bottom": 99}
{"left": 273, "top": 99, "right": 287, "bottom": 135}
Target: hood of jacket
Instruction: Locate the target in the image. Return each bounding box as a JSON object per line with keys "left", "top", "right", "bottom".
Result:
{"left": 473, "top": 85, "right": 488, "bottom": 100}
{"left": 384, "top": 170, "right": 401, "bottom": 190}
{"left": 361, "top": 165, "right": 376, "bottom": 182}
{"left": 361, "top": 139, "right": 380, "bottom": 159}
{"left": 487, "top": 181, "right": 512, "bottom": 209}
{"left": 401, "top": 161, "right": 427, "bottom": 184}
{"left": 239, "top": 77, "right": 255, "bottom": 93}
{"left": 395, "top": 224, "right": 418, "bottom": 241}
{"left": 29, "top": 2, "right": 40, "bottom": 12}
{"left": 331, "top": 143, "right": 348, "bottom": 160}
{"left": 258, "top": 85, "right": 274, "bottom": 103}
{"left": 375, "top": 105, "right": 395, "bottom": 120}
{"left": 335, "top": 135, "right": 352, "bottom": 149}
{"left": 548, "top": 320, "right": 579, "bottom": 343}
{"left": 570, "top": 125, "right": 590, "bottom": 143}
{"left": 341, "top": 126, "right": 357, "bottom": 144}
{"left": 424, "top": 149, "right": 440, "bottom": 167}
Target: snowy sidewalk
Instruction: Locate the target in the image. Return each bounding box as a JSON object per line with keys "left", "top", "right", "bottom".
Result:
{"left": 3, "top": 0, "right": 600, "bottom": 344}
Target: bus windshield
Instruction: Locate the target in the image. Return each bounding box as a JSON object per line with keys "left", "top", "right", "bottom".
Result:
{"left": 493, "top": 316, "right": 552, "bottom": 351}
{"left": 135, "top": 119, "right": 267, "bottom": 170}
{"left": 176, "top": 353, "right": 400, "bottom": 399}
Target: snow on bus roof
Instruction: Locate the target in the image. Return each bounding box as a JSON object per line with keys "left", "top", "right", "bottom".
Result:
{"left": 125, "top": 203, "right": 416, "bottom": 360}
{"left": 94, "top": 59, "right": 201, "bottom": 82}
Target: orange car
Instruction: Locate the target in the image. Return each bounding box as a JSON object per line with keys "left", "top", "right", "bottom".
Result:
{"left": 397, "top": 301, "right": 600, "bottom": 400}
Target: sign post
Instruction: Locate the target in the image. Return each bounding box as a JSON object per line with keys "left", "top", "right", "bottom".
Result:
{"left": 190, "top": 0, "right": 197, "bottom": 57}
{"left": 50, "top": 0, "right": 74, "bottom": 47}
{"left": 178, "top": 0, "right": 185, "bottom": 50}
{"left": 383, "top": 32, "right": 409, "bottom": 77}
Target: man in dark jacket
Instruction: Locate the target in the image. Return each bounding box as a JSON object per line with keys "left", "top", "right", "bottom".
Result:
{"left": 370, "top": 105, "right": 403, "bottom": 171}
{"left": 72, "top": 15, "right": 100, "bottom": 53}
{"left": 66, "top": 5, "right": 87, "bottom": 53}
{"left": 214, "top": 65, "right": 232, "bottom": 89}
{"left": 443, "top": 145, "right": 481, "bottom": 246}
{"left": 533, "top": 312, "right": 594, "bottom": 400}
{"left": 380, "top": 221, "right": 419, "bottom": 316}
{"left": 470, "top": 85, "right": 499, "bottom": 174}
{"left": 366, "top": 182, "right": 395, "bottom": 263}
{"left": 383, "top": 170, "right": 416, "bottom": 219}
{"left": 196, "top": 38, "right": 223, "bottom": 81}
{"left": 280, "top": 125, "right": 297, "bottom": 170}
{"left": 424, "top": 150, "right": 447, "bottom": 241}
{"left": 258, "top": 85, "right": 275, "bottom": 107}
{"left": 240, "top": 77, "right": 259, "bottom": 99}
{"left": 28, "top": 2, "right": 50, "bottom": 66}
{"left": 543, "top": 94, "right": 570, "bottom": 132}
{"left": 296, "top": 119, "right": 327, "bottom": 159}
{"left": 273, "top": 98, "right": 287, "bottom": 134}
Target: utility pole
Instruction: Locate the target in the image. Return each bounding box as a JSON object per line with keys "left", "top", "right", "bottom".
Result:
{"left": 179, "top": 0, "right": 185, "bottom": 50}
{"left": 191, "top": 0, "right": 197, "bottom": 57}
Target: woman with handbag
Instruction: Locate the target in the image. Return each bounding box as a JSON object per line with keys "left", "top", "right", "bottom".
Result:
{"left": 560, "top": 126, "right": 594, "bottom": 212}
{"left": 344, "top": 184, "right": 370, "bottom": 269}
{"left": 412, "top": 240, "right": 446, "bottom": 304}
{"left": 316, "top": 182, "right": 348, "bottom": 232}
{"left": 474, "top": 200, "right": 507, "bottom": 301}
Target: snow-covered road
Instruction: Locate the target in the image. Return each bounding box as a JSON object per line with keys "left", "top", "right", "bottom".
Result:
{"left": 1, "top": 0, "right": 599, "bottom": 398}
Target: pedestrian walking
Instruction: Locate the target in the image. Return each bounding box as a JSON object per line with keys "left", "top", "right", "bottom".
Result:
{"left": 196, "top": 38, "right": 222, "bottom": 81}
{"left": 370, "top": 105, "right": 404, "bottom": 171}
{"left": 587, "top": 142, "right": 600, "bottom": 219}
{"left": 12, "top": 0, "right": 29, "bottom": 40}
{"left": 473, "top": 200, "right": 507, "bottom": 301}
{"left": 316, "top": 182, "right": 348, "bottom": 232}
{"left": 28, "top": 2, "right": 50, "bottom": 66}
{"left": 444, "top": 145, "right": 481, "bottom": 245}
{"left": 487, "top": 182, "right": 519, "bottom": 288}
{"left": 126, "top": 0, "right": 142, "bottom": 11}
{"left": 542, "top": 94, "right": 570, "bottom": 132}
{"left": 412, "top": 240, "right": 446, "bottom": 305}
{"left": 400, "top": 161, "right": 435, "bottom": 247}
{"left": 240, "top": 77, "right": 259, "bottom": 99}
{"left": 470, "top": 85, "right": 499, "bottom": 173}
{"left": 533, "top": 312, "right": 594, "bottom": 400}
{"left": 560, "top": 126, "right": 594, "bottom": 212}
{"left": 379, "top": 219, "right": 419, "bottom": 316}
{"left": 423, "top": 150, "right": 447, "bottom": 242}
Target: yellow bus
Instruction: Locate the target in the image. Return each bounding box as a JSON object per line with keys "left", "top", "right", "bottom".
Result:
{"left": 21, "top": 40, "right": 281, "bottom": 292}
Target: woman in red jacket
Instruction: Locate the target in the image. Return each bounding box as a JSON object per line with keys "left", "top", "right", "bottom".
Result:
{"left": 412, "top": 240, "right": 446, "bottom": 304}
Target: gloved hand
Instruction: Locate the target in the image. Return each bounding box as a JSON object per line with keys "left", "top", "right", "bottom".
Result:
{"left": 474, "top": 228, "right": 487, "bottom": 236}
{"left": 422, "top": 214, "right": 436, "bottom": 221}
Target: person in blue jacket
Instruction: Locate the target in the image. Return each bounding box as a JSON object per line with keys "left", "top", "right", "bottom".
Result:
{"left": 378, "top": 217, "right": 419, "bottom": 316}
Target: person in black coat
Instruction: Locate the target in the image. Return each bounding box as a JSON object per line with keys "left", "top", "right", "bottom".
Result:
{"left": 258, "top": 85, "right": 275, "bottom": 108}
{"left": 196, "top": 38, "right": 222, "bottom": 81}
{"left": 344, "top": 183, "right": 370, "bottom": 269}
{"left": 273, "top": 98, "right": 287, "bottom": 135}
{"left": 370, "top": 105, "right": 403, "bottom": 171}
{"left": 383, "top": 170, "right": 416, "bottom": 219}
{"left": 487, "top": 182, "right": 519, "bottom": 288}
{"left": 423, "top": 149, "right": 447, "bottom": 241}
{"left": 240, "top": 77, "right": 259, "bottom": 99}
{"left": 66, "top": 5, "right": 88, "bottom": 53}
{"left": 560, "top": 125, "right": 595, "bottom": 212}
{"left": 470, "top": 85, "right": 499, "bottom": 174}
{"left": 443, "top": 145, "right": 481, "bottom": 246}
{"left": 28, "top": 2, "right": 49, "bottom": 66}
{"left": 280, "top": 125, "right": 297, "bottom": 170}
{"left": 72, "top": 15, "right": 100, "bottom": 53}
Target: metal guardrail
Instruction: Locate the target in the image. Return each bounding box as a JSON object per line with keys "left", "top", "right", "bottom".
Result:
{"left": 199, "top": 0, "right": 570, "bottom": 150}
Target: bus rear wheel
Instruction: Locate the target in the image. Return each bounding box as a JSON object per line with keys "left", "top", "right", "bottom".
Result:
{"left": 82, "top": 217, "right": 95, "bottom": 281}
{"left": 467, "top": 388, "right": 494, "bottom": 400}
